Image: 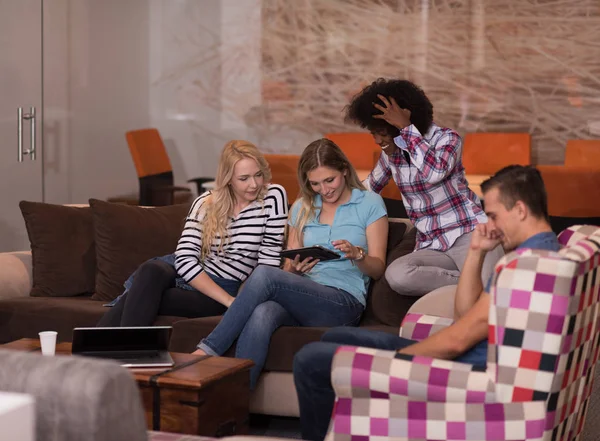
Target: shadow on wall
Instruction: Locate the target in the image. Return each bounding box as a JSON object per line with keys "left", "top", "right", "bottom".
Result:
{"left": 163, "top": 138, "right": 191, "bottom": 189}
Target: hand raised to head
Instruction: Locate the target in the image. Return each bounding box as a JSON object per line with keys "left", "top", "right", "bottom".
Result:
{"left": 470, "top": 223, "right": 502, "bottom": 252}
{"left": 373, "top": 95, "right": 412, "bottom": 130}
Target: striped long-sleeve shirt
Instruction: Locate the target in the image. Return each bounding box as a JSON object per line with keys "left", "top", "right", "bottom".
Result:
{"left": 365, "top": 123, "right": 486, "bottom": 251}
{"left": 174, "top": 184, "right": 288, "bottom": 283}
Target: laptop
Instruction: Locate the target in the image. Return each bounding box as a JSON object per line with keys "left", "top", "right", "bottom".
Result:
{"left": 72, "top": 326, "right": 175, "bottom": 368}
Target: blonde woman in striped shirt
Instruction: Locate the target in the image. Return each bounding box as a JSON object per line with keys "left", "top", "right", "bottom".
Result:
{"left": 97, "top": 140, "right": 288, "bottom": 327}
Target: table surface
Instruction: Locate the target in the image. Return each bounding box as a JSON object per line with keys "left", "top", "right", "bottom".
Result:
{"left": 1, "top": 338, "right": 253, "bottom": 390}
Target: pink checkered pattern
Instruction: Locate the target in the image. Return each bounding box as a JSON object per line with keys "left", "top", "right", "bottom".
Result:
{"left": 400, "top": 313, "right": 455, "bottom": 341}
{"left": 326, "top": 226, "right": 600, "bottom": 441}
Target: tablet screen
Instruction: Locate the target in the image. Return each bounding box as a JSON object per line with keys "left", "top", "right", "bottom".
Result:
{"left": 280, "top": 246, "right": 341, "bottom": 261}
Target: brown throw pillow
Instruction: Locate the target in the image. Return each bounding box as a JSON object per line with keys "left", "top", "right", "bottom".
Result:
{"left": 362, "top": 224, "right": 418, "bottom": 327}
{"left": 89, "top": 199, "right": 190, "bottom": 301}
{"left": 19, "top": 201, "right": 96, "bottom": 297}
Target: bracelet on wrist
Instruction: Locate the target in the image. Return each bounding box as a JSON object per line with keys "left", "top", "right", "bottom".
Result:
{"left": 352, "top": 246, "right": 366, "bottom": 263}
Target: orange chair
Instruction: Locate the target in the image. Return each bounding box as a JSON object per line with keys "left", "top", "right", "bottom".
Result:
{"left": 537, "top": 165, "right": 600, "bottom": 220}
{"left": 325, "top": 132, "right": 380, "bottom": 172}
{"left": 564, "top": 139, "right": 600, "bottom": 168}
{"left": 125, "top": 128, "right": 202, "bottom": 206}
{"left": 264, "top": 154, "right": 301, "bottom": 203}
{"left": 462, "top": 132, "right": 531, "bottom": 174}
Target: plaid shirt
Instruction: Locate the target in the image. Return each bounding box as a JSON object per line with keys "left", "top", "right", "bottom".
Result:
{"left": 365, "top": 123, "right": 486, "bottom": 251}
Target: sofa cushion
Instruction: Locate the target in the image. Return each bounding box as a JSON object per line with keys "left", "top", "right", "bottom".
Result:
{"left": 362, "top": 226, "right": 418, "bottom": 327}
{"left": 0, "top": 296, "right": 106, "bottom": 344}
{"left": 169, "top": 315, "right": 399, "bottom": 372}
{"left": 0, "top": 295, "right": 184, "bottom": 344}
{"left": 19, "top": 201, "right": 96, "bottom": 297}
{"left": 89, "top": 199, "right": 190, "bottom": 301}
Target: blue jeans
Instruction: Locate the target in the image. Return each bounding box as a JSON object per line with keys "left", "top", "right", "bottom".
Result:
{"left": 198, "top": 265, "right": 364, "bottom": 388}
{"left": 293, "top": 327, "right": 487, "bottom": 441}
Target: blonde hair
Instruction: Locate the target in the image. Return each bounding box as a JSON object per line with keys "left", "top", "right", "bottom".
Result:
{"left": 201, "top": 140, "right": 272, "bottom": 258}
{"left": 292, "top": 138, "right": 365, "bottom": 245}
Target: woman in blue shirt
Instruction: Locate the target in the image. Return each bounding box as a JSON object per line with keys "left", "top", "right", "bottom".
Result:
{"left": 193, "top": 138, "right": 389, "bottom": 387}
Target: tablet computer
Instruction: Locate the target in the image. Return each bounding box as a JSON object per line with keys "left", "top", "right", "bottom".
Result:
{"left": 280, "top": 245, "right": 341, "bottom": 261}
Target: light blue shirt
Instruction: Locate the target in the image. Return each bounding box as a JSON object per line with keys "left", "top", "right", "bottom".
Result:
{"left": 289, "top": 188, "right": 387, "bottom": 306}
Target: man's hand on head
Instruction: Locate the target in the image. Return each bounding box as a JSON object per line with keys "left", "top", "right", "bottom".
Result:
{"left": 373, "top": 95, "right": 412, "bottom": 130}
{"left": 470, "top": 223, "right": 502, "bottom": 252}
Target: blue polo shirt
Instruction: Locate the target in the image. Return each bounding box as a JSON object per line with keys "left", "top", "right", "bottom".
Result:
{"left": 289, "top": 189, "right": 387, "bottom": 306}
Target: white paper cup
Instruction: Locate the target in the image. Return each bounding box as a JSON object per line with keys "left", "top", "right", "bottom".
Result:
{"left": 39, "top": 331, "right": 58, "bottom": 356}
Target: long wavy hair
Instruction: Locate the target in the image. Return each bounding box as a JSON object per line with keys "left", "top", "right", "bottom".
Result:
{"left": 292, "top": 138, "right": 365, "bottom": 246}
{"left": 201, "top": 140, "right": 272, "bottom": 257}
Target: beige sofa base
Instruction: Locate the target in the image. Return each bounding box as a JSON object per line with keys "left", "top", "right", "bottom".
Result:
{"left": 251, "top": 372, "right": 299, "bottom": 417}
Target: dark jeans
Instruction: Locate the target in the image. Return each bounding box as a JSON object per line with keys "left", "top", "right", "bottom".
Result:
{"left": 97, "top": 260, "right": 241, "bottom": 327}
{"left": 293, "top": 327, "right": 486, "bottom": 441}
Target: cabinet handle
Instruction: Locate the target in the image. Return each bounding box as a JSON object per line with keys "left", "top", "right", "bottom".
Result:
{"left": 17, "top": 107, "right": 36, "bottom": 162}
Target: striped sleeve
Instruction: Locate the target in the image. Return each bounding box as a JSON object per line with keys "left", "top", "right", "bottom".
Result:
{"left": 258, "top": 184, "right": 288, "bottom": 267}
{"left": 174, "top": 193, "right": 210, "bottom": 283}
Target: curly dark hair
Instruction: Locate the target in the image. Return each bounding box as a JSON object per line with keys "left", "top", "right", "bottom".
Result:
{"left": 344, "top": 78, "right": 434, "bottom": 136}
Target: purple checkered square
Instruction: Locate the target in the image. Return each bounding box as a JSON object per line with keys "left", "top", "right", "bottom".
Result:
{"left": 447, "top": 421, "right": 466, "bottom": 439}
{"left": 546, "top": 315, "right": 565, "bottom": 334}
{"left": 389, "top": 376, "right": 408, "bottom": 395}
{"left": 407, "top": 419, "right": 426, "bottom": 438}
{"left": 509, "top": 289, "right": 531, "bottom": 309}
{"left": 412, "top": 323, "right": 434, "bottom": 340}
{"left": 407, "top": 401, "right": 427, "bottom": 420}
{"left": 370, "top": 418, "right": 388, "bottom": 436}
{"left": 533, "top": 273, "right": 556, "bottom": 292}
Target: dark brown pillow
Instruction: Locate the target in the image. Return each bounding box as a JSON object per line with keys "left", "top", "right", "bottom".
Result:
{"left": 19, "top": 201, "right": 96, "bottom": 297}
{"left": 362, "top": 225, "right": 418, "bottom": 327}
{"left": 89, "top": 199, "right": 190, "bottom": 301}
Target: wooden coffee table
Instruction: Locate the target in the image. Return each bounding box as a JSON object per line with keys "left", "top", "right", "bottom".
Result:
{"left": 1, "top": 338, "right": 253, "bottom": 437}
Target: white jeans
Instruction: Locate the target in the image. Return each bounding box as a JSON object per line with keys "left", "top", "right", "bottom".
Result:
{"left": 385, "top": 231, "right": 504, "bottom": 297}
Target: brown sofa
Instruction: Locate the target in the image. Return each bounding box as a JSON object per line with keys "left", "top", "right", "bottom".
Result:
{"left": 0, "top": 206, "right": 418, "bottom": 417}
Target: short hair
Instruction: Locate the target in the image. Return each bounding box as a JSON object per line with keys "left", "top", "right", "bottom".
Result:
{"left": 344, "top": 78, "right": 434, "bottom": 136}
{"left": 481, "top": 165, "right": 549, "bottom": 221}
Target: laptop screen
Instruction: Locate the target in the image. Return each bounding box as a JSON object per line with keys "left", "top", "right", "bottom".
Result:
{"left": 72, "top": 326, "right": 172, "bottom": 353}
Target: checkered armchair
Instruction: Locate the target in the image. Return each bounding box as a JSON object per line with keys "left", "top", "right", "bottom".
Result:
{"left": 326, "top": 225, "right": 600, "bottom": 441}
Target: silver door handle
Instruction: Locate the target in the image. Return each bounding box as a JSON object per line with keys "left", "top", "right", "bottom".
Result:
{"left": 17, "top": 107, "right": 36, "bottom": 162}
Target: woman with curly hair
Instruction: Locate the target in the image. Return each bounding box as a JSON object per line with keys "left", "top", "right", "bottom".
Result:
{"left": 97, "top": 140, "right": 288, "bottom": 326}
{"left": 345, "top": 78, "right": 502, "bottom": 296}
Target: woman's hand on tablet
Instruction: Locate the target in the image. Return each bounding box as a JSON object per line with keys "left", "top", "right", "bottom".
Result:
{"left": 287, "top": 255, "right": 320, "bottom": 275}
{"left": 331, "top": 239, "right": 360, "bottom": 260}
